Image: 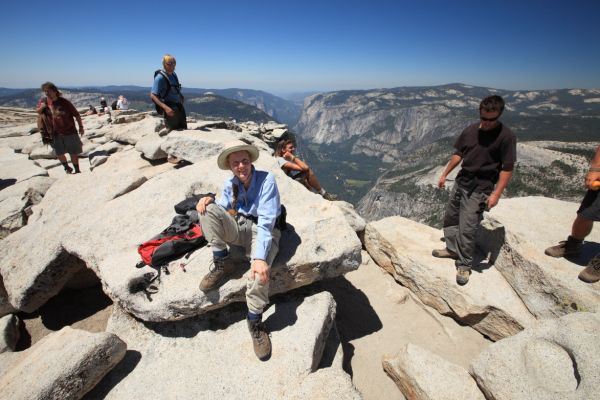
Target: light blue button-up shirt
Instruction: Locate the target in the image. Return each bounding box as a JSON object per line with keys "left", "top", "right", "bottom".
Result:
{"left": 216, "top": 167, "right": 281, "bottom": 260}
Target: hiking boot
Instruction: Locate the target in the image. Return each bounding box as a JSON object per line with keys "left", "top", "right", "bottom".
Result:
{"left": 64, "top": 165, "right": 73, "bottom": 174}
{"left": 73, "top": 164, "right": 81, "bottom": 174}
{"left": 199, "top": 255, "right": 236, "bottom": 291}
{"left": 247, "top": 319, "right": 271, "bottom": 360}
{"left": 456, "top": 268, "right": 471, "bottom": 285}
{"left": 578, "top": 254, "right": 600, "bottom": 283}
{"left": 322, "top": 192, "right": 337, "bottom": 201}
{"left": 432, "top": 248, "right": 458, "bottom": 259}
{"left": 544, "top": 238, "right": 582, "bottom": 258}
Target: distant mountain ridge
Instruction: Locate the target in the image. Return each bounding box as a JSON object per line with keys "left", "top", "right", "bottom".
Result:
{"left": 0, "top": 86, "right": 301, "bottom": 125}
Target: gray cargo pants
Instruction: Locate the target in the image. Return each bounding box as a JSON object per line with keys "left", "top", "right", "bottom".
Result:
{"left": 199, "top": 203, "right": 281, "bottom": 314}
{"left": 442, "top": 184, "right": 489, "bottom": 271}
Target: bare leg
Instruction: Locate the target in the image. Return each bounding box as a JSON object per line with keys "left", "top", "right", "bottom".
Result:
{"left": 571, "top": 215, "right": 594, "bottom": 240}
{"left": 305, "top": 169, "right": 323, "bottom": 192}
{"left": 57, "top": 154, "right": 68, "bottom": 163}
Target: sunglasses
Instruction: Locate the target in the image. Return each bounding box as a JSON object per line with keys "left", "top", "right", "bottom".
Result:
{"left": 165, "top": 62, "right": 176, "bottom": 66}
{"left": 480, "top": 115, "right": 499, "bottom": 122}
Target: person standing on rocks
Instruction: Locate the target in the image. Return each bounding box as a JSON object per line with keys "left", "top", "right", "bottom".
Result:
{"left": 36, "top": 82, "right": 84, "bottom": 174}
{"left": 432, "top": 95, "right": 517, "bottom": 285}
{"left": 150, "top": 54, "right": 187, "bottom": 131}
{"left": 545, "top": 145, "right": 600, "bottom": 283}
{"left": 196, "top": 140, "right": 283, "bottom": 360}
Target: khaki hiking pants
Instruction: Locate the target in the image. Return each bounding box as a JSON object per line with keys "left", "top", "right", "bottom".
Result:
{"left": 199, "top": 203, "right": 281, "bottom": 314}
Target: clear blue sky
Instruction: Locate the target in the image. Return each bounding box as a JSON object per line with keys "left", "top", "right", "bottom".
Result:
{"left": 1, "top": 0, "right": 599, "bottom": 92}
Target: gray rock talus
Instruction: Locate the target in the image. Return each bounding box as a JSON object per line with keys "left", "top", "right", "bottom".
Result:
{"left": 0, "top": 147, "right": 48, "bottom": 184}
{"left": 383, "top": 343, "right": 485, "bottom": 400}
{"left": 0, "top": 326, "right": 126, "bottom": 400}
{"left": 0, "top": 314, "right": 19, "bottom": 353}
{"left": 477, "top": 197, "right": 600, "bottom": 318}
{"left": 470, "top": 312, "right": 600, "bottom": 400}
{"left": 364, "top": 216, "right": 536, "bottom": 341}
{"left": 87, "top": 292, "right": 360, "bottom": 399}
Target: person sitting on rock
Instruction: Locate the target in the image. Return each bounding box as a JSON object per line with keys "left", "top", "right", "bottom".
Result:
{"left": 116, "top": 95, "right": 129, "bottom": 110}
{"left": 99, "top": 97, "right": 109, "bottom": 114}
{"left": 196, "top": 140, "right": 283, "bottom": 361}
{"left": 84, "top": 105, "right": 97, "bottom": 116}
{"left": 432, "top": 95, "right": 517, "bottom": 285}
{"left": 274, "top": 139, "right": 336, "bottom": 200}
{"left": 545, "top": 145, "right": 600, "bottom": 283}
{"left": 36, "top": 82, "right": 84, "bottom": 174}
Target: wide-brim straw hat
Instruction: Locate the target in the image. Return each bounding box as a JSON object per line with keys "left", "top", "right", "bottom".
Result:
{"left": 217, "top": 140, "right": 260, "bottom": 170}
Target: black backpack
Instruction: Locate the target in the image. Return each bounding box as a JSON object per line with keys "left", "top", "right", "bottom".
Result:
{"left": 152, "top": 70, "right": 183, "bottom": 115}
{"left": 111, "top": 100, "right": 118, "bottom": 110}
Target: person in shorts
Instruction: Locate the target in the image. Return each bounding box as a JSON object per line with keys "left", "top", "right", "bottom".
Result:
{"left": 36, "top": 82, "right": 84, "bottom": 174}
{"left": 545, "top": 145, "right": 600, "bottom": 283}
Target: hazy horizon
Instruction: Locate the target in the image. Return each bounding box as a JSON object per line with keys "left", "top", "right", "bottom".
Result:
{"left": 2, "top": 1, "right": 599, "bottom": 92}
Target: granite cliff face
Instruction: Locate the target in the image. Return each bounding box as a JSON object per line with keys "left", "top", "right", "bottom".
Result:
{"left": 295, "top": 84, "right": 600, "bottom": 162}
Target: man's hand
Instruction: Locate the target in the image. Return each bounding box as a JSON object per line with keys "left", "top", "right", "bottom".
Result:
{"left": 79, "top": 127, "right": 85, "bottom": 136}
{"left": 165, "top": 106, "right": 175, "bottom": 117}
{"left": 438, "top": 174, "right": 447, "bottom": 189}
{"left": 249, "top": 259, "right": 269, "bottom": 285}
{"left": 487, "top": 193, "right": 500, "bottom": 209}
{"left": 283, "top": 151, "right": 294, "bottom": 162}
{"left": 585, "top": 170, "right": 600, "bottom": 190}
{"left": 196, "top": 196, "right": 214, "bottom": 215}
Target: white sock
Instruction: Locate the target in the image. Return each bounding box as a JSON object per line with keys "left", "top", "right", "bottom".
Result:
{"left": 319, "top": 188, "right": 326, "bottom": 195}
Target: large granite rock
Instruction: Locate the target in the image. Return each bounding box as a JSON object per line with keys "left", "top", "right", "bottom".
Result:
{"left": 0, "top": 327, "right": 126, "bottom": 400}
{"left": 478, "top": 197, "right": 600, "bottom": 318}
{"left": 87, "top": 292, "right": 360, "bottom": 399}
{"left": 0, "top": 147, "right": 48, "bottom": 184}
{"left": 108, "top": 115, "right": 159, "bottom": 145}
{"left": 470, "top": 312, "right": 600, "bottom": 400}
{"left": 0, "top": 131, "right": 361, "bottom": 321}
{"left": 364, "top": 216, "right": 536, "bottom": 341}
{"left": 134, "top": 132, "right": 167, "bottom": 160}
{"left": 0, "top": 176, "right": 55, "bottom": 238}
{"left": 383, "top": 343, "right": 485, "bottom": 400}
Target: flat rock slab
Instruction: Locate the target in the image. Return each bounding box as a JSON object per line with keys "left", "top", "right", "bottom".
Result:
{"left": 87, "top": 292, "right": 360, "bottom": 399}
{"left": 364, "top": 216, "right": 536, "bottom": 341}
{"left": 479, "top": 196, "right": 600, "bottom": 318}
{"left": 383, "top": 343, "right": 485, "bottom": 400}
{"left": 0, "top": 326, "right": 126, "bottom": 400}
{"left": 470, "top": 312, "right": 600, "bottom": 400}
{"left": 0, "top": 133, "right": 361, "bottom": 321}
{"left": 0, "top": 147, "right": 48, "bottom": 184}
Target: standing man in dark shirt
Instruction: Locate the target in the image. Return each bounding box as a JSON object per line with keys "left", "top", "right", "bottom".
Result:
{"left": 432, "top": 95, "right": 517, "bottom": 285}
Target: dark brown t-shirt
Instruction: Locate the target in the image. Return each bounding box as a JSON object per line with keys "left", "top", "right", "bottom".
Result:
{"left": 454, "top": 122, "right": 517, "bottom": 193}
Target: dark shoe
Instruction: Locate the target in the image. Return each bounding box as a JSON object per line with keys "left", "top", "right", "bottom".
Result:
{"left": 199, "top": 255, "right": 236, "bottom": 291}
{"left": 247, "top": 319, "right": 271, "bottom": 360}
{"left": 456, "top": 268, "right": 471, "bottom": 285}
{"left": 578, "top": 254, "right": 600, "bottom": 283}
{"left": 432, "top": 248, "right": 458, "bottom": 259}
{"left": 64, "top": 165, "right": 73, "bottom": 174}
{"left": 73, "top": 165, "right": 81, "bottom": 174}
{"left": 544, "top": 238, "right": 581, "bottom": 258}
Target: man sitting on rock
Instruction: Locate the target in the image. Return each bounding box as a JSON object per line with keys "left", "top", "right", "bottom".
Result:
{"left": 432, "top": 95, "right": 517, "bottom": 285}
{"left": 545, "top": 145, "right": 600, "bottom": 283}
{"left": 196, "top": 140, "right": 282, "bottom": 360}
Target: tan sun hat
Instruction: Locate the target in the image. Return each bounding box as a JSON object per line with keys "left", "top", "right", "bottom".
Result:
{"left": 217, "top": 140, "right": 260, "bottom": 170}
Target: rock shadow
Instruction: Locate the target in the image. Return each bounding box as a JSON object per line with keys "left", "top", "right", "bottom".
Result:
{"left": 0, "top": 178, "right": 17, "bottom": 190}
{"left": 567, "top": 240, "right": 600, "bottom": 267}
{"left": 272, "top": 223, "right": 301, "bottom": 265}
{"left": 82, "top": 350, "right": 142, "bottom": 400}
{"left": 280, "top": 276, "right": 383, "bottom": 377}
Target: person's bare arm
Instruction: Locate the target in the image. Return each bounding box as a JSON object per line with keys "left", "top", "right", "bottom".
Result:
{"left": 585, "top": 145, "right": 600, "bottom": 189}
{"left": 438, "top": 154, "right": 462, "bottom": 188}
{"left": 150, "top": 93, "right": 175, "bottom": 117}
{"left": 487, "top": 170, "right": 513, "bottom": 209}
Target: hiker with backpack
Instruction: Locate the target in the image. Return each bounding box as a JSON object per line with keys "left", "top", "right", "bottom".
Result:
{"left": 150, "top": 54, "right": 187, "bottom": 131}
{"left": 196, "top": 140, "right": 283, "bottom": 361}
{"left": 36, "top": 82, "right": 84, "bottom": 174}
